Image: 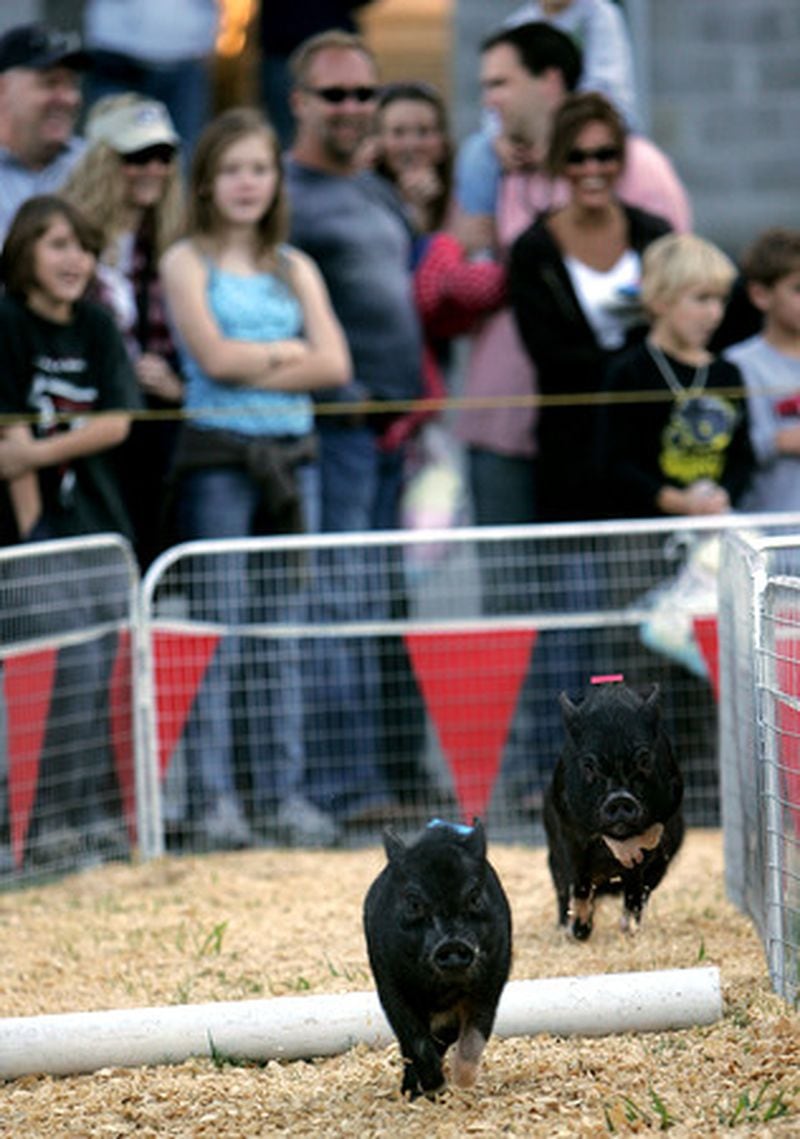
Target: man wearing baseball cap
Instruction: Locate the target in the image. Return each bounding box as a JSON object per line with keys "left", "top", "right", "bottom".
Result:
{"left": 0, "top": 23, "right": 90, "bottom": 240}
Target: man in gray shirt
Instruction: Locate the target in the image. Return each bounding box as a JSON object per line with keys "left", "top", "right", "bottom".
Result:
{"left": 284, "top": 30, "right": 426, "bottom": 827}
{"left": 285, "top": 28, "right": 422, "bottom": 533}
{"left": 0, "top": 23, "right": 88, "bottom": 241}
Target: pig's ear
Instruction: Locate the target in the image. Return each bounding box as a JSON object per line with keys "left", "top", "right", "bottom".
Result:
{"left": 642, "top": 682, "right": 662, "bottom": 726}
{"left": 383, "top": 827, "right": 406, "bottom": 864}
{"left": 466, "top": 817, "right": 487, "bottom": 859}
{"left": 559, "top": 690, "right": 580, "bottom": 734}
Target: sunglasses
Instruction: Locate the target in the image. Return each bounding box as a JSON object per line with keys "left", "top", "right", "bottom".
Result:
{"left": 565, "top": 145, "right": 622, "bottom": 166}
{"left": 122, "top": 144, "right": 177, "bottom": 166}
{"left": 304, "top": 85, "right": 377, "bottom": 105}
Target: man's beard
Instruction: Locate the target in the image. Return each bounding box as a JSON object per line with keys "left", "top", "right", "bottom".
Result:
{"left": 321, "top": 119, "right": 370, "bottom": 166}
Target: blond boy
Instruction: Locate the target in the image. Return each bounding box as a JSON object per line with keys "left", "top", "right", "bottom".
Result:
{"left": 601, "top": 233, "right": 755, "bottom": 518}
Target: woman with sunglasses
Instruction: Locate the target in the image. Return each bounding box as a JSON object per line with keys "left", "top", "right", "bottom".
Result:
{"left": 61, "top": 94, "right": 186, "bottom": 568}
{"left": 509, "top": 92, "right": 672, "bottom": 523}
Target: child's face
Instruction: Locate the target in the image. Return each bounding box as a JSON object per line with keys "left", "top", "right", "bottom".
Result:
{"left": 213, "top": 131, "right": 279, "bottom": 227}
{"left": 654, "top": 284, "right": 728, "bottom": 353}
{"left": 377, "top": 98, "right": 445, "bottom": 175}
{"left": 30, "top": 215, "right": 95, "bottom": 314}
{"left": 751, "top": 270, "right": 800, "bottom": 339}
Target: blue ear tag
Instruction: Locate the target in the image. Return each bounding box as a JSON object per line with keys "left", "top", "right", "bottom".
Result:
{"left": 427, "top": 817, "right": 474, "bottom": 836}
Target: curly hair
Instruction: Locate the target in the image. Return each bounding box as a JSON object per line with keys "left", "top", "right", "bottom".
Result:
{"left": 61, "top": 93, "right": 185, "bottom": 263}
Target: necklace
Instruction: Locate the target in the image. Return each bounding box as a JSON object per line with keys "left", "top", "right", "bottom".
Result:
{"left": 647, "top": 341, "right": 708, "bottom": 397}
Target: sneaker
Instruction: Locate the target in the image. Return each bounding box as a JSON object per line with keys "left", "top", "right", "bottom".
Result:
{"left": 196, "top": 797, "right": 254, "bottom": 851}
{"left": 27, "top": 824, "right": 84, "bottom": 868}
{"left": 275, "top": 795, "right": 341, "bottom": 848}
{"left": 83, "top": 817, "right": 131, "bottom": 862}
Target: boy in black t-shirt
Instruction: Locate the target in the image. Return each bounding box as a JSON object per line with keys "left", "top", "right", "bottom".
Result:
{"left": 0, "top": 196, "right": 140, "bottom": 868}
{"left": 0, "top": 198, "right": 139, "bottom": 543}
{"left": 600, "top": 233, "right": 754, "bottom": 519}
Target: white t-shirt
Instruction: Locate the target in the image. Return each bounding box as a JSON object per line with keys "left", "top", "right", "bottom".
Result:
{"left": 564, "top": 248, "right": 641, "bottom": 349}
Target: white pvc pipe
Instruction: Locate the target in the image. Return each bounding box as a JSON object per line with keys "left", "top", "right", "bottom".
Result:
{"left": 0, "top": 967, "right": 721, "bottom": 1080}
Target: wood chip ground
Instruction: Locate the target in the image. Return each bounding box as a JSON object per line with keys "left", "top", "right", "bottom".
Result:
{"left": 0, "top": 830, "right": 798, "bottom": 1137}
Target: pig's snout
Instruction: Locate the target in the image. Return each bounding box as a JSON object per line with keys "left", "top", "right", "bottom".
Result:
{"left": 432, "top": 938, "right": 476, "bottom": 973}
{"left": 601, "top": 791, "right": 641, "bottom": 834}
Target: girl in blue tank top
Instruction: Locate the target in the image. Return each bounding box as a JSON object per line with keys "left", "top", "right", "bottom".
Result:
{"left": 159, "top": 107, "right": 350, "bottom": 851}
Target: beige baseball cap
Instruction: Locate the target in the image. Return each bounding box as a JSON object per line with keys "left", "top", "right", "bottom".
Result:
{"left": 86, "top": 98, "right": 179, "bottom": 156}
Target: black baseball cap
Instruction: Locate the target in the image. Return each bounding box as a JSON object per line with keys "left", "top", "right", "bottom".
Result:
{"left": 0, "top": 23, "right": 90, "bottom": 74}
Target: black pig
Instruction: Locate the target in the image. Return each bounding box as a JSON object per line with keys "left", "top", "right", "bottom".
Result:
{"left": 363, "top": 818, "right": 512, "bottom": 1098}
{"left": 544, "top": 682, "right": 684, "bottom": 940}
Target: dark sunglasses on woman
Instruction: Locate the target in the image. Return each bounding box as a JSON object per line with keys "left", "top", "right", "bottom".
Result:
{"left": 122, "top": 143, "right": 178, "bottom": 167}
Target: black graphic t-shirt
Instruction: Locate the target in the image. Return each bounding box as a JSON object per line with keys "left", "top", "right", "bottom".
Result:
{"left": 600, "top": 341, "right": 755, "bottom": 518}
{"left": 0, "top": 295, "right": 141, "bottom": 542}
{"left": 659, "top": 389, "right": 739, "bottom": 485}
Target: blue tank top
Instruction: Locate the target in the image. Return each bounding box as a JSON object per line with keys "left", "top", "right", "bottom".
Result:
{"left": 181, "top": 254, "right": 314, "bottom": 437}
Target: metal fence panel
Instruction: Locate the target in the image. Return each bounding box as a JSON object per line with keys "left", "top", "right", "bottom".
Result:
{"left": 719, "top": 531, "right": 800, "bottom": 1005}
{"left": 0, "top": 536, "right": 139, "bottom": 883}
{"left": 139, "top": 514, "right": 800, "bottom": 860}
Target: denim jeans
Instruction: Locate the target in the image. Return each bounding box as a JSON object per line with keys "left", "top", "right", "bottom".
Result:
{"left": 303, "top": 423, "right": 397, "bottom": 817}
{"left": 176, "top": 461, "right": 319, "bottom": 819}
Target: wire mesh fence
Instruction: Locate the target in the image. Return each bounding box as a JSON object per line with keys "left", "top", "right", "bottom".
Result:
{"left": 0, "top": 536, "right": 139, "bottom": 880}
{"left": 138, "top": 514, "right": 800, "bottom": 858}
{"left": 3, "top": 510, "right": 800, "bottom": 953}
{"left": 719, "top": 531, "right": 800, "bottom": 1005}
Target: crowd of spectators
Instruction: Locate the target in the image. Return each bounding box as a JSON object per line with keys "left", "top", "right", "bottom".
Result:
{"left": 1, "top": 5, "right": 798, "bottom": 864}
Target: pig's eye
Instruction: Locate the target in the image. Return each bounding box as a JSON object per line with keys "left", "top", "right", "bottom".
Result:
{"left": 633, "top": 747, "right": 653, "bottom": 775}
{"left": 582, "top": 754, "right": 600, "bottom": 782}
{"left": 465, "top": 887, "right": 485, "bottom": 915}
{"left": 402, "top": 892, "right": 427, "bottom": 921}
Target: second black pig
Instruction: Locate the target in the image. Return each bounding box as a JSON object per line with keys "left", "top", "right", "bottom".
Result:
{"left": 544, "top": 681, "right": 684, "bottom": 940}
{"left": 363, "top": 818, "right": 512, "bottom": 1098}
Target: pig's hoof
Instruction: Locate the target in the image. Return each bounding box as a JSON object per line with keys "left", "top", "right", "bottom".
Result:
{"left": 620, "top": 910, "right": 642, "bottom": 935}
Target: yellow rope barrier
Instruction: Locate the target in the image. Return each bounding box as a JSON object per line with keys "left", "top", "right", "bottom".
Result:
{"left": 0, "top": 386, "right": 748, "bottom": 428}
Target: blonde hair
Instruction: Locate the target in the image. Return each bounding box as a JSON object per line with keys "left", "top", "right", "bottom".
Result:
{"left": 61, "top": 93, "right": 185, "bottom": 263}
{"left": 641, "top": 233, "right": 736, "bottom": 313}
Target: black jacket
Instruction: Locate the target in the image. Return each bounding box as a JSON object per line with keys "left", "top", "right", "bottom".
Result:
{"left": 509, "top": 205, "right": 671, "bottom": 521}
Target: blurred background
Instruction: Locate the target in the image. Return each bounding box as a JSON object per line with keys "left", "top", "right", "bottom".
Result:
{"left": 6, "top": 1, "right": 800, "bottom": 256}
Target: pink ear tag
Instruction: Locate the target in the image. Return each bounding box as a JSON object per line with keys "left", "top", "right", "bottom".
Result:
{"left": 590, "top": 673, "right": 624, "bottom": 685}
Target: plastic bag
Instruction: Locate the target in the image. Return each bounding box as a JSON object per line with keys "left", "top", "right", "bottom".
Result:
{"left": 400, "top": 423, "right": 467, "bottom": 577}
{"left": 638, "top": 534, "right": 720, "bottom": 679}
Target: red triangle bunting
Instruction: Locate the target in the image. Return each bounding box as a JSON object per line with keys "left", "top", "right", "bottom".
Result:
{"left": 153, "top": 630, "right": 221, "bottom": 778}
{"left": 404, "top": 629, "right": 537, "bottom": 822}
{"left": 3, "top": 648, "right": 58, "bottom": 868}
{"left": 776, "top": 637, "right": 800, "bottom": 838}
{"left": 693, "top": 616, "right": 719, "bottom": 700}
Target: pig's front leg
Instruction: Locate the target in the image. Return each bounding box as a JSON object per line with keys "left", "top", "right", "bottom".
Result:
{"left": 450, "top": 990, "right": 505, "bottom": 1088}
{"left": 570, "top": 872, "right": 596, "bottom": 940}
{"left": 451, "top": 1023, "right": 487, "bottom": 1088}
{"left": 380, "top": 987, "right": 446, "bottom": 1097}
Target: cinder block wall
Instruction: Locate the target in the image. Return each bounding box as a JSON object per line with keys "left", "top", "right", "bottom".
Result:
{"left": 452, "top": 0, "right": 800, "bottom": 259}
{"left": 649, "top": 0, "right": 800, "bottom": 257}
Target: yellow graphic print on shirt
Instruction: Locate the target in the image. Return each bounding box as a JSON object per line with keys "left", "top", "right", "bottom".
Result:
{"left": 659, "top": 393, "right": 738, "bottom": 485}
